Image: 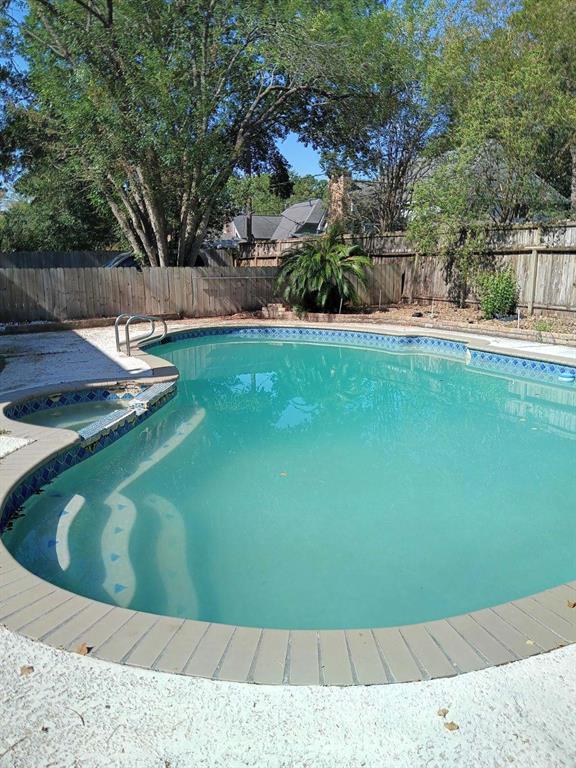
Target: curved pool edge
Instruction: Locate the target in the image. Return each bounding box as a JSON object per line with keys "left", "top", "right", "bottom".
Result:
{"left": 0, "top": 320, "right": 574, "bottom": 686}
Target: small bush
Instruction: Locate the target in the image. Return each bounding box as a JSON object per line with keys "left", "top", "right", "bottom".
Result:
{"left": 474, "top": 268, "right": 518, "bottom": 319}
{"left": 533, "top": 318, "right": 553, "bottom": 333}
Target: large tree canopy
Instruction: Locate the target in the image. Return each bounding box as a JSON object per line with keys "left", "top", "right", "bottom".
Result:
{"left": 1, "top": 0, "right": 371, "bottom": 264}
{"left": 2, "top": 0, "right": 574, "bottom": 260}
{"left": 299, "top": 0, "right": 452, "bottom": 232}
{"left": 405, "top": 0, "right": 573, "bottom": 306}
{"left": 512, "top": 0, "right": 576, "bottom": 209}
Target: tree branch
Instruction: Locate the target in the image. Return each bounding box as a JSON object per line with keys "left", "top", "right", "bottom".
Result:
{"left": 70, "top": 0, "right": 110, "bottom": 28}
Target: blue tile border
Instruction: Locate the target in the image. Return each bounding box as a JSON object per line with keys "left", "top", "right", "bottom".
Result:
{"left": 150, "top": 326, "right": 468, "bottom": 359}
{"left": 5, "top": 385, "right": 146, "bottom": 421}
{"left": 149, "top": 325, "right": 576, "bottom": 383}
{"left": 468, "top": 348, "right": 576, "bottom": 382}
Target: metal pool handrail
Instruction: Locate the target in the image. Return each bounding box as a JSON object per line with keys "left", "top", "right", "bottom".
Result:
{"left": 115, "top": 314, "right": 167, "bottom": 356}
{"left": 114, "top": 313, "right": 132, "bottom": 352}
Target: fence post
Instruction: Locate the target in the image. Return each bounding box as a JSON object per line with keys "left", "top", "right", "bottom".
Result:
{"left": 527, "top": 248, "right": 539, "bottom": 315}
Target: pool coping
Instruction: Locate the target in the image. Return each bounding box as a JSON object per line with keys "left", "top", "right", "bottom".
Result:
{"left": 0, "top": 320, "right": 574, "bottom": 686}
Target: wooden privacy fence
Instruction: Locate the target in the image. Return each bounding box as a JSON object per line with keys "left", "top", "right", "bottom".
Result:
{"left": 238, "top": 222, "right": 576, "bottom": 316}
{"left": 350, "top": 257, "right": 411, "bottom": 307}
{"left": 235, "top": 233, "right": 413, "bottom": 265}
{"left": 1, "top": 250, "right": 575, "bottom": 323}
{"left": 0, "top": 267, "right": 278, "bottom": 323}
{"left": 405, "top": 250, "right": 576, "bottom": 314}
{"left": 236, "top": 222, "right": 576, "bottom": 266}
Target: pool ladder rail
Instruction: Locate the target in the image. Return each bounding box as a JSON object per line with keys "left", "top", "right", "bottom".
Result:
{"left": 114, "top": 314, "right": 168, "bottom": 357}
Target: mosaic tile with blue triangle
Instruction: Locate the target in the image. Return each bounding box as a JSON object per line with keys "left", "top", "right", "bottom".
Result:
{"left": 468, "top": 349, "right": 576, "bottom": 382}
{"left": 149, "top": 326, "right": 467, "bottom": 359}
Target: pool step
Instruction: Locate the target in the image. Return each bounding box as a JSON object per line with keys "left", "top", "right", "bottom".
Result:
{"left": 78, "top": 381, "right": 176, "bottom": 446}
{"left": 130, "top": 381, "right": 176, "bottom": 409}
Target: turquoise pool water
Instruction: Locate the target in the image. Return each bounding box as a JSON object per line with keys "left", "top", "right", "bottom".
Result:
{"left": 4, "top": 334, "right": 576, "bottom": 629}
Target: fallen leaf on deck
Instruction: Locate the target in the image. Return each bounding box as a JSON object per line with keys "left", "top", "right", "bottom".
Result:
{"left": 444, "top": 721, "right": 460, "bottom": 732}
{"left": 437, "top": 708, "right": 449, "bottom": 718}
{"left": 19, "top": 665, "right": 34, "bottom": 677}
{"left": 567, "top": 600, "right": 576, "bottom": 609}
{"left": 75, "top": 642, "right": 93, "bottom": 656}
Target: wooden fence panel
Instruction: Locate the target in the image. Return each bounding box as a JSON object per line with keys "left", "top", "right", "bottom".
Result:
{"left": 182, "top": 267, "right": 194, "bottom": 314}
{"left": 368, "top": 257, "right": 411, "bottom": 304}
{"left": 514, "top": 252, "right": 532, "bottom": 307}
{"left": 535, "top": 253, "right": 576, "bottom": 311}
{"left": 0, "top": 255, "right": 575, "bottom": 323}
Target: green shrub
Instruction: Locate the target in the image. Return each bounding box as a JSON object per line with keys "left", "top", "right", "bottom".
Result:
{"left": 533, "top": 318, "right": 553, "bottom": 333}
{"left": 474, "top": 268, "right": 518, "bottom": 319}
{"left": 275, "top": 222, "right": 370, "bottom": 312}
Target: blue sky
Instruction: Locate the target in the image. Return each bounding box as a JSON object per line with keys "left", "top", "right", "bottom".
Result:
{"left": 277, "top": 134, "right": 324, "bottom": 178}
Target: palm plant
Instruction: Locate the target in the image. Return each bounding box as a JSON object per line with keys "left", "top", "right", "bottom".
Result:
{"left": 275, "top": 223, "right": 371, "bottom": 312}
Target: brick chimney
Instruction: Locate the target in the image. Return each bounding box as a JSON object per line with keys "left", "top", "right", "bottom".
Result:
{"left": 327, "top": 172, "right": 351, "bottom": 225}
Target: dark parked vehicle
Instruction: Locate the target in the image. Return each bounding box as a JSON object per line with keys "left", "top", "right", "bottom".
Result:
{"left": 104, "top": 252, "right": 141, "bottom": 269}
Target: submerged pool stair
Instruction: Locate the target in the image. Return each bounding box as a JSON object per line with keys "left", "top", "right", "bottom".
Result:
{"left": 78, "top": 381, "right": 176, "bottom": 447}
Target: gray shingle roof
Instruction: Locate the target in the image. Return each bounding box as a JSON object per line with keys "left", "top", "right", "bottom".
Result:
{"left": 232, "top": 214, "right": 282, "bottom": 241}
{"left": 271, "top": 199, "right": 326, "bottom": 240}
{"left": 231, "top": 199, "right": 326, "bottom": 242}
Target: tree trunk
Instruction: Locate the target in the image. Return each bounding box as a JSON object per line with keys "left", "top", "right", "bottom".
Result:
{"left": 134, "top": 165, "right": 170, "bottom": 266}
{"left": 571, "top": 144, "right": 576, "bottom": 216}
{"left": 189, "top": 231, "right": 208, "bottom": 266}
{"left": 107, "top": 196, "right": 147, "bottom": 261}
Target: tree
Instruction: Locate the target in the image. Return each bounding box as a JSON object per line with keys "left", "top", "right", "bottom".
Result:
{"left": 275, "top": 222, "right": 370, "bottom": 312}
{"left": 511, "top": 0, "right": 576, "bottom": 212}
{"left": 300, "top": 1, "right": 450, "bottom": 232}
{"left": 290, "top": 174, "right": 327, "bottom": 204}
{"left": 405, "top": 1, "right": 570, "bottom": 306}
{"left": 0, "top": 72, "right": 119, "bottom": 249}
{"left": 227, "top": 174, "right": 287, "bottom": 217}
{"left": 0, "top": 175, "right": 119, "bottom": 251}
{"left": 421, "top": 0, "right": 571, "bottom": 222}
{"left": 1, "top": 1, "right": 368, "bottom": 265}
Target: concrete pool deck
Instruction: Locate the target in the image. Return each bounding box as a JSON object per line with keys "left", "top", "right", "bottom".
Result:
{"left": 0, "top": 319, "right": 575, "bottom": 765}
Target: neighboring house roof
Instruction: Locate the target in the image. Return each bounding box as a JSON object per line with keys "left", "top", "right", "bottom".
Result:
{"left": 232, "top": 214, "right": 282, "bottom": 241}
{"left": 270, "top": 199, "right": 326, "bottom": 240}
{"left": 227, "top": 199, "right": 326, "bottom": 242}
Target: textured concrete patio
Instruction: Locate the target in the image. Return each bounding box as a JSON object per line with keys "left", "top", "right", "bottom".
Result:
{"left": 1, "top": 624, "right": 575, "bottom": 768}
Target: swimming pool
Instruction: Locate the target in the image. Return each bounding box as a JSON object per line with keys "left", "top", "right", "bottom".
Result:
{"left": 3, "top": 327, "right": 575, "bottom": 634}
